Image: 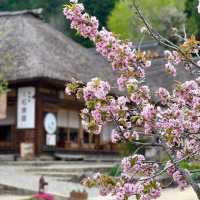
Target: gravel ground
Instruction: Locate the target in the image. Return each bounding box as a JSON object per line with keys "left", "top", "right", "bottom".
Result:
{"left": 0, "top": 187, "right": 198, "bottom": 200}
{"left": 0, "top": 195, "right": 30, "bottom": 200}
{"left": 0, "top": 162, "right": 198, "bottom": 200}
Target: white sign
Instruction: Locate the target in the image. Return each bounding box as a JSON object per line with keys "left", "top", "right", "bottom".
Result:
{"left": 17, "top": 87, "right": 36, "bottom": 129}
{"left": 46, "top": 134, "right": 56, "bottom": 146}
{"left": 44, "top": 113, "right": 57, "bottom": 134}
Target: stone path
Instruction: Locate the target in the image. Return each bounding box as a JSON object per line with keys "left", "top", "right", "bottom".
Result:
{"left": 0, "top": 195, "right": 30, "bottom": 200}
{"left": 0, "top": 163, "right": 109, "bottom": 199}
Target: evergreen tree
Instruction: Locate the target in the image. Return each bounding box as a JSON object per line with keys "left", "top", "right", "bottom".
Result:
{"left": 0, "top": 0, "right": 118, "bottom": 47}
{"left": 108, "top": 0, "right": 186, "bottom": 42}
{"left": 185, "top": 0, "right": 200, "bottom": 39}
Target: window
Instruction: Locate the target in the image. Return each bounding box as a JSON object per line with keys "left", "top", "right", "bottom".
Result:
{"left": 83, "top": 130, "right": 95, "bottom": 146}
{"left": 57, "top": 110, "right": 80, "bottom": 129}
{"left": 0, "top": 106, "right": 15, "bottom": 143}
{"left": 0, "top": 106, "right": 15, "bottom": 126}
{"left": 57, "top": 128, "right": 67, "bottom": 148}
{"left": 70, "top": 128, "right": 79, "bottom": 143}
{"left": 57, "top": 110, "right": 80, "bottom": 146}
{"left": 0, "top": 125, "right": 12, "bottom": 142}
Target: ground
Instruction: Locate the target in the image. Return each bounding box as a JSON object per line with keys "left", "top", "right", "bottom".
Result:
{"left": 0, "top": 161, "right": 198, "bottom": 200}
{"left": 0, "top": 188, "right": 198, "bottom": 200}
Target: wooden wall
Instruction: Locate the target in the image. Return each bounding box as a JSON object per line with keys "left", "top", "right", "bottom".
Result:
{"left": 0, "top": 79, "right": 118, "bottom": 155}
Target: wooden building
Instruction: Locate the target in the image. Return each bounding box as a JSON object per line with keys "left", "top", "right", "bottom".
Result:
{"left": 0, "top": 10, "right": 117, "bottom": 156}
{"left": 0, "top": 10, "right": 194, "bottom": 157}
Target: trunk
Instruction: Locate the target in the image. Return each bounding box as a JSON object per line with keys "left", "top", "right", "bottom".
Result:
{"left": 182, "top": 169, "right": 200, "bottom": 200}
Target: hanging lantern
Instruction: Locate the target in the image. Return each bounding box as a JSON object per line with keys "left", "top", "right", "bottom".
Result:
{"left": 0, "top": 92, "right": 7, "bottom": 119}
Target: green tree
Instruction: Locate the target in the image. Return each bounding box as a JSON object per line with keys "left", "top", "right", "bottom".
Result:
{"left": 108, "top": 0, "right": 186, "bottom": 42}
{"left": 185, "top": 0, "right": 200, "bottom": 39}
{"left": 0, "top": 0, "right": 118, "bottom": 47}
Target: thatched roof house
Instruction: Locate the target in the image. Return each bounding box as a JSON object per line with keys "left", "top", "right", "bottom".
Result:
{"left": 0, "top": 9, "right": 196, "bottom": 157}
{"left": 0, "top": 9, "right": 119, "bottom": 156}
{"left": 0, "top": 9, "right": 116, "bottom": 85}
{"left": 0, "top": 9, "right": 196, "bottom": 91}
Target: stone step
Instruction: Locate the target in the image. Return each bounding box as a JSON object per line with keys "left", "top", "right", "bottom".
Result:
{"left": 54, "top": 154, "right": 85, "bottom": 161}
{"left": 0, "top": 154, "right": 15, "bottom": 161}
{"left": 25, "top": 164, "right": 114, "bottom": 174}
{"left": 34, "top": 171, "right": 81, "bottom": 178}
{"left": 54, "top": 153, "right": 121, "bottom": 162}
{"left": 0, "top": 160, "right": 93, "bottom": 166}
{"left": 35, "top": 171, "right": 81, "bottom": 176}
{"left": 0, "top": 152, "right": 121, "bottom": 164}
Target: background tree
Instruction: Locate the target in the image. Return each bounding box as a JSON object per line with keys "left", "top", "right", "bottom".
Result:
{"left": 0, "top": 0, "right": 118, "bottom": 47}
{"left": 185, "top": 0, "right": 200, "bottom": 39}
{"left": 108, "top": 0, "right": 186, "bottom": 43}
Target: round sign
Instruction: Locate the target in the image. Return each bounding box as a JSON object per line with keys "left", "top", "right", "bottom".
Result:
{"left": 44, "top": 113, "right": 57, "bottom": 134}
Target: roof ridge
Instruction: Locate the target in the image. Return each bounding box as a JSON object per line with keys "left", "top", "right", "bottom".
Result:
{"left": 0, "top": 8, "right": 43, "bottom": 18}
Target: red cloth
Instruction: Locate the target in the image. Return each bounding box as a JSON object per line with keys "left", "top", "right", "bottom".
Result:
{"left": 32, "top": 192, "right": 54, "bottom": 200}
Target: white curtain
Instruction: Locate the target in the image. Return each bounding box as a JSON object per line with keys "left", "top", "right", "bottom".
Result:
{"left": 57, "top": 109, "right": 68, "bottom": 128}
{"left": 57, "top": 110, "right": 80, "bottom": 128}
{"left": 0, "top": 106, "right": 15, "bottom": 125}
{"left": 68, "top": 111, "right": 80, "bottom": 128}
{"left": 101, "top": 122, "right": 114, "bottom": 143}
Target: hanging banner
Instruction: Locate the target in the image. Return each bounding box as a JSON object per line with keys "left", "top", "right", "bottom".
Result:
{"left": 17, "top": 87, "right": 35, "bottom": 129}
{"left": 0, "top": 92, "right": 7, "bottom": 119}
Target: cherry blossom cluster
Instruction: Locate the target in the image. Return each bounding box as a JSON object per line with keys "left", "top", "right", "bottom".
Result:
{"left": 141, "top": 104, "right": 157, "bottom": 135}
{"left": 166, "top": 161, "right": 187, "bottom": 190}
{"left": 82, "top": 77, "right": 110, "bottom": 101}
{"left": 127, "top": 79, "right": 151, "bottom": 106}
{"left": 63, "top": 2, "right": 98, "bottom": 39}
{"left": 163, "top": 34, "right": 200, "bottom": 76}
{"left": 177, "top": 138, "right": 200, "bottom": 160}
{"left": 121, "top": 154, "right": 159, "bottom": 176}
{"left": 95, "top": 30, "right": 151, "bottom": 78}
{"left": 164, "top": 50, "right": 180, "bottom": 76}
{"left": 116, "top": 76, "right": 151, "bottom": 107}
{"left": 83, "top": 172, "right": 161, "bottom": 200}
{"left": 152, "top": 79, "right": 200, "bottom": 152}
{"left": 63, "top": 0, "right": 151, "bottom": 80}
{"left": 66, "top": 76, "right": 200, "bottom": 198}
{"left": 64, "top": 1, "right": 200, "bottom": 199}
{"left": 111, "top": 129, "right": 139, "bottom": 143}
{"left": 155, "top": 87, "right": 171, "bottom": 105}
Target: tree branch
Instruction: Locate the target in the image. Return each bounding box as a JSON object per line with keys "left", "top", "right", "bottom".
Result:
{"left": 132, "top": 0, "right": 200, "bottom": 70}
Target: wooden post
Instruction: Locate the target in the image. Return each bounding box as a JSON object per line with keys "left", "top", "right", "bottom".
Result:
{"left": 35, "top": 87, "right": 44, "bottom": 155}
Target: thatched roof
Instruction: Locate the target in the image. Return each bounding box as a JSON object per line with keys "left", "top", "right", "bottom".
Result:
{"left": 0, "top": 10, "right": 196, "bottom": 92}
{"left": 0, "top": 10, "right": 116, "bottom": 86}
{"left": 146, "top": 59, "right": 195, "bottom": 91}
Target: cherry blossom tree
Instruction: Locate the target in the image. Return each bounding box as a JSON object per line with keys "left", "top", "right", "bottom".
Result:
{"left": 63, "top": 0, "right": 200, "bottom": 199}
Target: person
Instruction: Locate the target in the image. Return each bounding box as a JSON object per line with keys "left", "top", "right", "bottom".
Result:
{"left": 39, "top": 175, "right": 48, "bottom": 193}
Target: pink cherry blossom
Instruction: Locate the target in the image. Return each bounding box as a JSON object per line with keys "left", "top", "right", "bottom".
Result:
{"left": 165, "top": 62, "right": 176, "bottom": 77}
{"left": 111, "top": 129, "right": 121, "bottom": 143}
{"left": 155, "top": 87, "right": 170, "bottom": 105}
{"left": 64, "top": 1, "right": 200, "bottom": 199}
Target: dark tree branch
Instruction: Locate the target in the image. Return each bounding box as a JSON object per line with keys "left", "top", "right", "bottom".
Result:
{"left": 132, "top": 0, "right": 200, "bottom": 70}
